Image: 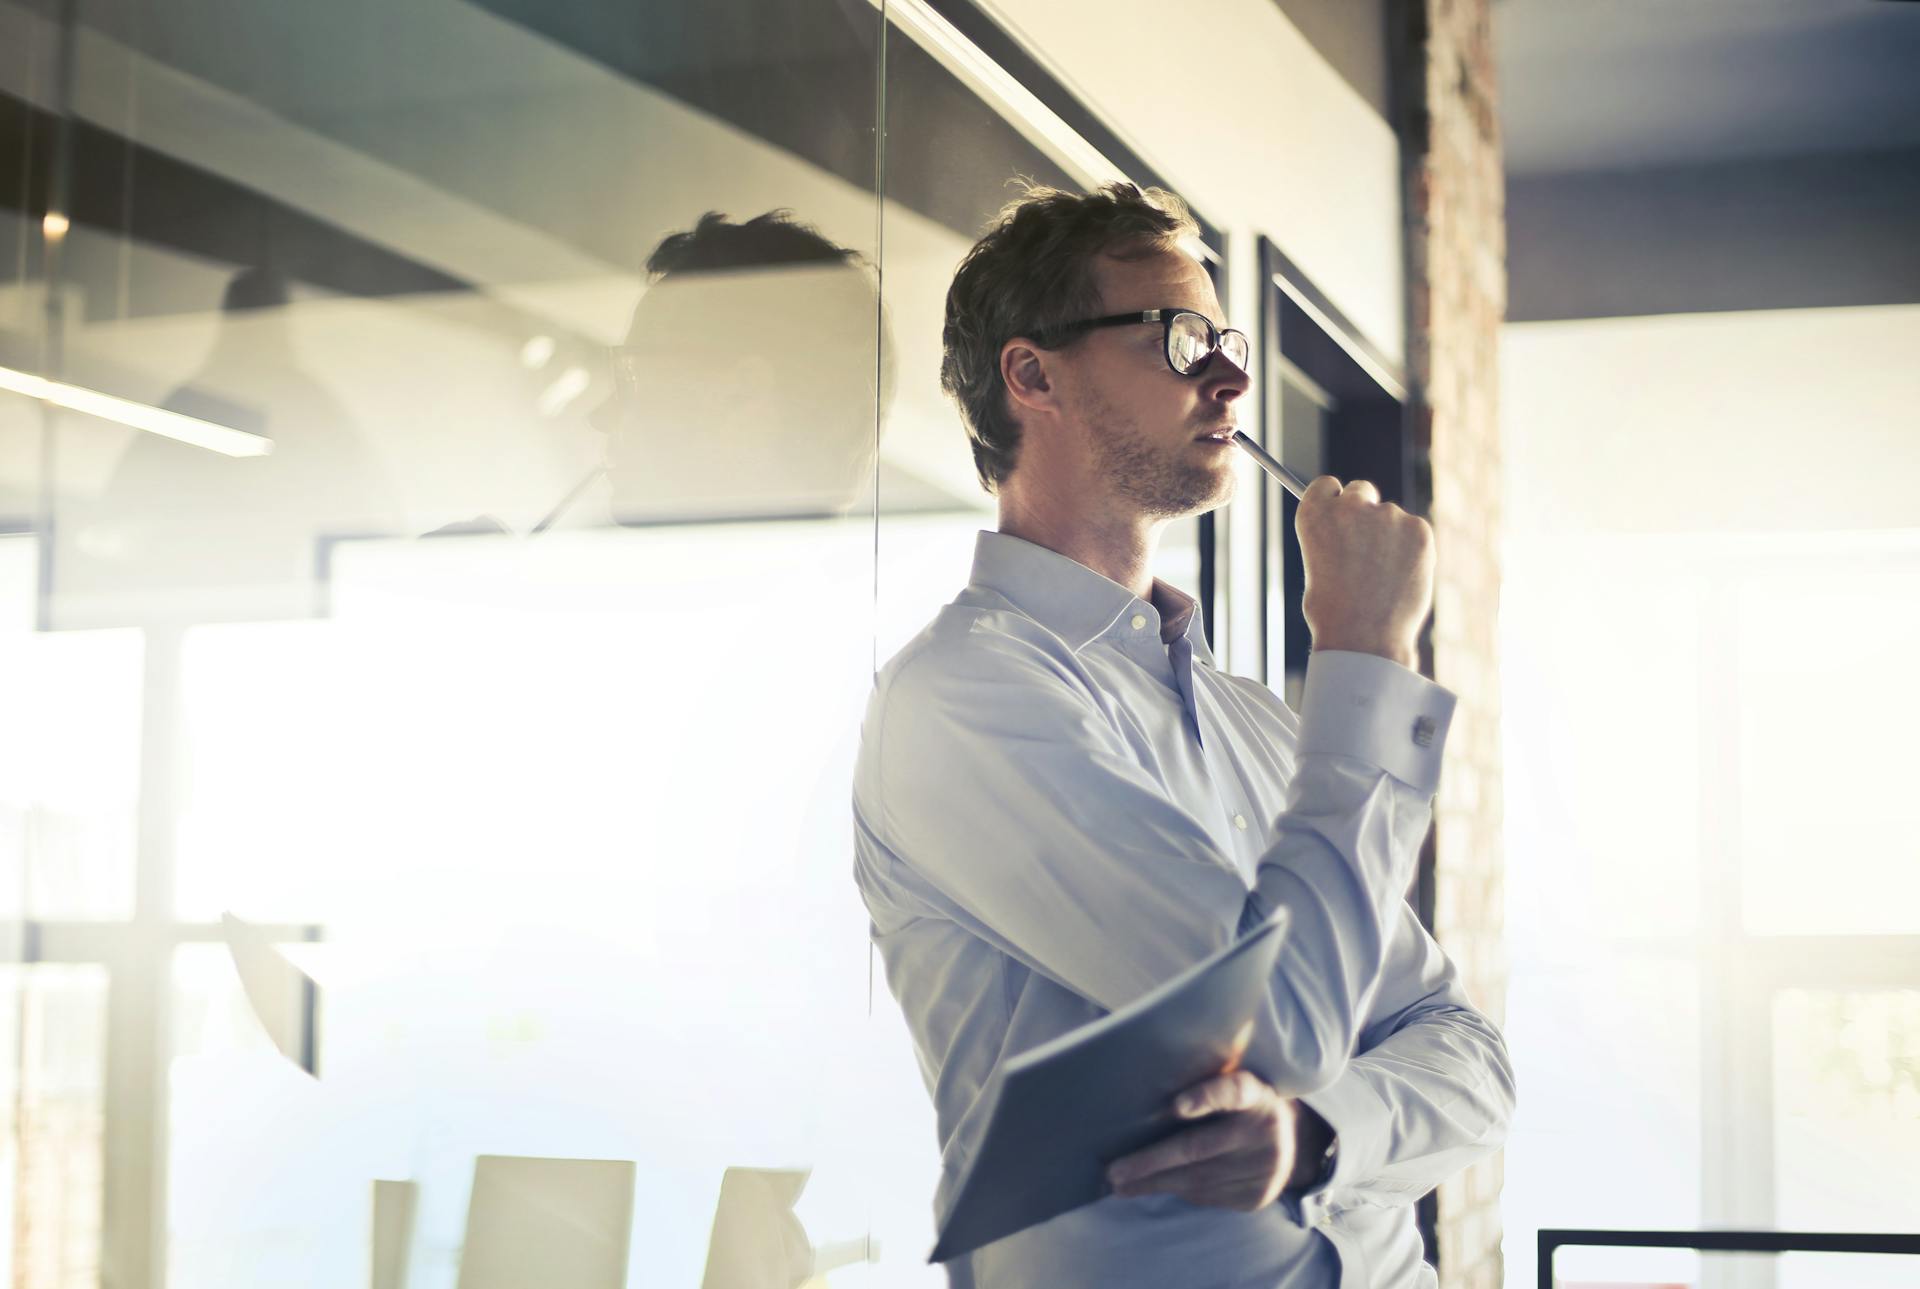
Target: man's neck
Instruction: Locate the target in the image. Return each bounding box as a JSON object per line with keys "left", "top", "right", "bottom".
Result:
{"left": 996, "top": 497, "right": 1161, "bottom": 601}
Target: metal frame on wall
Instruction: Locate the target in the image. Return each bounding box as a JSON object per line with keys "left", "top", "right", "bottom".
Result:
{"left": 1254, "top": 233, "right": 1415, "bottom": 689}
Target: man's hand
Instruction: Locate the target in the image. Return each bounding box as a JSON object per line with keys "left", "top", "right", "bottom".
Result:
{"left": 1104, "top": 1070, "right": 1335, "bottom": 1213}
{"left": 1296, "top": 474, "right": 1435, "bottom": 669}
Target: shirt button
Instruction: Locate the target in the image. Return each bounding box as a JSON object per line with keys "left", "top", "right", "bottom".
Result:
{"left": 1234, "top": 814, "right": 1248, "bottom": 831}
{"left": 1130, "top": 614, "right": 1147, "bottom": 630}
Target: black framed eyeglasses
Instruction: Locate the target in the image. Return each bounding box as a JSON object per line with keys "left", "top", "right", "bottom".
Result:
{"left": 1040, "top": 308, "right": 1250, "bottom": 377}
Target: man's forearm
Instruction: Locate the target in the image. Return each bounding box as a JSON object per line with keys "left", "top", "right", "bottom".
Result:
{"left": 1297, "top": 1002, "right": 1515, "bottom": 1208}
{"left": 1236, "top": 651, "right": 1455, "bottom": 1092}
{"left": 1278, "top": 893, "right": 1517, "bottom": 1216}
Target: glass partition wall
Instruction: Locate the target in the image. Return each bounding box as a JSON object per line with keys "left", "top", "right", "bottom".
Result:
{"left": 0, "top": 2, "right": 1286, "bottom": 1285}
{"left": 6, "top": 0, "right": 889, "bottom": 1284}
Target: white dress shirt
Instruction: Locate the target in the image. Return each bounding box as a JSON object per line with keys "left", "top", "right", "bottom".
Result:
{"left": 853, "top": 530, "right": 1515, "bottom": 1287}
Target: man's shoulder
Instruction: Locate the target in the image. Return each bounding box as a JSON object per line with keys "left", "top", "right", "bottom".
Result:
{"left": 874, "top": 597, "right": 1088, "bottom": 705}
{"left": 854, "top": 598, "right": 1115, "bottom": 837}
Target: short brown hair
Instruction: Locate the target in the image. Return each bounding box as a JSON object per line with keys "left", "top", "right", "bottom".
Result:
{"left": 631, "top": 209, "right": 893, "bottom": 421}
{"left": 939, "top": 181, "right": 1200, "bottom": 493}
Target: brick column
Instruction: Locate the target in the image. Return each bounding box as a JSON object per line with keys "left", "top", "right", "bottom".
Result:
{"left": 1392, "top": 1, "right": 1509, "bottom": 1286}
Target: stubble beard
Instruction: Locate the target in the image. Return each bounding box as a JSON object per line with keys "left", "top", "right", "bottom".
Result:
{"left": 1084, "top": 394, "right": 1234, "bottom": 519}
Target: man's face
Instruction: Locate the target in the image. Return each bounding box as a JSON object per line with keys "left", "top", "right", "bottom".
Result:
{"left": 590, "top": 266, "right": 876, "bottom": 518}
{"left": 1050, "top": 246, "right": 1249, "bottom": 519}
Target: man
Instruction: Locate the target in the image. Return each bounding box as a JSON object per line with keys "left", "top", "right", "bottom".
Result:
{"left": 442, "top": 208, "right": 888, "bottom": 538}
{"left": 73, "top": 267, "right": 397, "bottom": 626}
{"left": 852, "top": 182, "right": 1515, "bottom": 1287}
{"left": 588, "top": 209, "right": 887, "bottom": 526}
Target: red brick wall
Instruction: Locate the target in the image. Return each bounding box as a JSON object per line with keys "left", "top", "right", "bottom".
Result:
{"left": 1394, "top": 1, "right": 1510, "bottom": 1285}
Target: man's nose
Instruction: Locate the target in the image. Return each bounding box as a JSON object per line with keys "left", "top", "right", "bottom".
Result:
{"left": 1200, "top": 352, "right": 1250, "bottom": 400}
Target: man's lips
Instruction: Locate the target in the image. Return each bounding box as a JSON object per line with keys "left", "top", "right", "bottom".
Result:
{"left": 1195, "top": 426, "right": 1237, "bottom": 443}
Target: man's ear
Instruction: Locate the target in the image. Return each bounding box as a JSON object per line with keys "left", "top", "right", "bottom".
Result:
{"left": 1000, "top": 338, "right": 1059, "bottom": 417}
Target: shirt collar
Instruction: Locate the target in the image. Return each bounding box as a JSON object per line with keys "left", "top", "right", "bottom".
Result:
{"left": 966, "top": 529, "right": 1215, "bottom": 662}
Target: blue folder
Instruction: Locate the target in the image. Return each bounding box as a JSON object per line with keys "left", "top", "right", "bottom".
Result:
{"left": 929, "top": 910, "right": 1293, "bottom": 1263}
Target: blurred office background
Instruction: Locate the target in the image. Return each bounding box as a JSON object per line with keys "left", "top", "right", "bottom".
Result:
{"left": 1495, "top": 3, "right": 1920, "bottom": 1288}
{"left": 0, "top": 1, "right": 1914, "bottom": 1287}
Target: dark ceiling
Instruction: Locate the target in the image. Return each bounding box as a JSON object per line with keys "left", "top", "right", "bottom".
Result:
{"left": 1495, "top": 0, "right": 1920, "bottom": 319}
{"left": 1495, "top": 0, "right": 1920, "bottom": 174}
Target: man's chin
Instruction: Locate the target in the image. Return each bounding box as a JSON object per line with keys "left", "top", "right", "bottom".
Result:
{"left": 1187, "top": 463, "right": 1238, "bottom": 515}
{"left": 1151, "top": 476, "right": 1234, "bottom": 521}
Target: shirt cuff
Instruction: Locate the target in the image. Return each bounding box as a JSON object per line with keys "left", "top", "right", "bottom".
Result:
{"left": 1283, "top": 1065, "right": 1396, "bottom": 1227}
{"left": 1298, "top": 650, "right": 1457, "bottom": 794}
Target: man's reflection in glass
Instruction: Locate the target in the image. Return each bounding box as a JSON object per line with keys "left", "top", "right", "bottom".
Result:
{"left": 583, "top": 210, "right": 885, "bottom": 527}
{"left": 72, "top": 266, "right": 398, "bottom": 624}
{"left": 379, "top": 212, "right": 889, "bottom": 1278}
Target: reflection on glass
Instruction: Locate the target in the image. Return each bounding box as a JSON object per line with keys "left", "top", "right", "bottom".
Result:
{"left": 55, "top": 269, "right": 400, "bottom": 628}
{"left": 169, "top": 944, "right": 372, "bottom": 1288}
{"left": 0, "top": 580, "right": 141, "bottom": 922}
{"left": 0, "top": 965, "right": 109, "bottom": 1289}
{"left": 700, "top": 1167, "right": 814, "bottom": 1289}
{"left": 589, "top": 213, "right": 884, "bottom": 528}
{"left": 455, "top": 1156, "right": 634, "bottom": 1289}
{"left": 0, "top": 537, "right": 33, "bottom": 631}
{"left": 219, "top": 913, "right": 318, "bottom": 1076}
{"left": 0, "top": 0, "right": 1255, "bottom": 1280}
{"left": 700, "top": 1165, "right": 877, "bottom": 1289}
{"left": 372, "top": 1179, "right": 417, "bottom": 1289}
{"left": 102, "top": 6, "right": 897, "bottom": 1263}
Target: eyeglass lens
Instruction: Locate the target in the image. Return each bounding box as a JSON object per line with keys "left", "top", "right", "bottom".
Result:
{"left": 1168, "top": 313, "right": 1249, "bottom": 375}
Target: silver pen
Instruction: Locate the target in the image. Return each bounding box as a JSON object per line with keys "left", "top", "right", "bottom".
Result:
{"left": 1230, "top": 430, "right": 1311, "bottom": 501}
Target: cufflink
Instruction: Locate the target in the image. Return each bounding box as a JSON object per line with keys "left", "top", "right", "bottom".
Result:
{"left": 1411, "top": 715, "right": 1436, "bottom": 748}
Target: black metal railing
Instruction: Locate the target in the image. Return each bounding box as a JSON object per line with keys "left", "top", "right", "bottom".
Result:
{"left": 1538, "top": 1228, "right": 1920, "bottom": 1288}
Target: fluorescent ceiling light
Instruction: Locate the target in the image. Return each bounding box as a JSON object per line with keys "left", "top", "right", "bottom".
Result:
{"left": 0, "top": 364, "right": 272, "bottom": 457}
{"left": 874, "top": 0, "right": 1125, "bottom": 189}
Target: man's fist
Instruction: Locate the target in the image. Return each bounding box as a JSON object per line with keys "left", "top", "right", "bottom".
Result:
{"left": 1295, "top": 475, "right": 1435, "bottom": 670}
{"left": 1104, "top": 1070, "right": 1329, "bottom": 1213}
